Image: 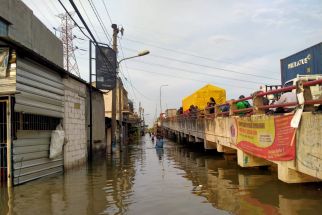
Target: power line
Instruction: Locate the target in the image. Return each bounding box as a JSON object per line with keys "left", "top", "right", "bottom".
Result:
{"left": 123, "top": 46, "right": 277, "bottom": 80}
{"left": 120, "top": 71, "right": 156, "bottom": 102}
{"left": 123, "top": 37, "right": 279, "bottom": 75}
{"left": 87, "top": 0, "right": 112, "bottom": 43}
{"left": 150, "top": 54, "right": 278, "bottom": 80}
{"left": 119, "top": 40, "right": 138, "bottom": 101}
{"left": 67, "top": 0, "right": 114, "bottom": 68}
{"left": 119, "top": 61, "right": 137, "bottom": 101}
{"left": 57, "top": 0, "right": 91, "bottom": 41}
{"left": 76, "top": 0, "right": 102, "bottom": 42}
{"left": 101, "top": 0, "right": 113, "bottom": 24}
{"left": 117, "top": 40, "right": 155, "bottom": 102}
{"left": 127, "top": 67, "right": 256, "bottom": 90}
{"left": 58, "top": 12, "right": 81, "bottom": 77}
{"left": 118, "top": 67, "right": 134, "bottom": 99}
{"left": 27, "top": 1, "right": 56, "bottom": 29}
{"left": 119, "top": 69, "right": 156, "bottom": 102}
{"left": 131, "top": 59, "right": 268, "bottom": 85}
{"left": 60, "top": 0, "right": 116, "bottom": 85}
{"left": 49, "top": 0, "right": 61, "bottom": 13}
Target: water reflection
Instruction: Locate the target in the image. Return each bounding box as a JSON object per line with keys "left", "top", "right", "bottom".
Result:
{"left": 0, "top": 136, "right": 321, "bottom": 215}
{"left": 155, "top": 148, "right": 164, "bottom": 161}
{"left": 166, "top": 145, "right": 322, "bottom": 215}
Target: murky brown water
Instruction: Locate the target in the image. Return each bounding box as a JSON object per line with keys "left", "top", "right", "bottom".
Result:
{"left": 1, "top": 135, "right": 322, "bottom": 215}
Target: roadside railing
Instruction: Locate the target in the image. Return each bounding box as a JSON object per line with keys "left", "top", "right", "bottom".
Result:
{"left": 162, "top": 78, "right": 322, "bottom": 123}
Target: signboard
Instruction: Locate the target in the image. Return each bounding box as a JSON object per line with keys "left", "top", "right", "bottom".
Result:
{"left": 95, "top": 45, "right": 117, "bottom": 90}
{"left": 235, "top": 115, "right": 296, "bottom": 161}
{"left": 0, "top": 48, "right": 9, "bottom": 78}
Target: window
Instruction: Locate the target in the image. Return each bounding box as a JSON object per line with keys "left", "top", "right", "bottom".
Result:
{"left": 0, "top": 19, "right": 8, "bottom": 36}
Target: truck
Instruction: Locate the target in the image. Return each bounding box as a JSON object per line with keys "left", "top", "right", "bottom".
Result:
{"left": 284, "top": 74, "right": 322, "bottom": 100}
{"left": 280, "top": 42, "right": 322, "bottom": 85}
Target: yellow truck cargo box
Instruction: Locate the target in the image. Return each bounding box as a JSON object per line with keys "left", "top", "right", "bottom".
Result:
{"left": 182, "top": 84, "right": 226, "bottom": 111}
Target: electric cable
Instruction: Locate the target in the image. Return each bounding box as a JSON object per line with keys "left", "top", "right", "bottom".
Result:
{"left": 66, "top": 0, "right": 115, "bottom": 74}
{"left": 131, "top": 60, "right": 268, "bottom": 85}
{"left": 101, "top": 0, "right": 113, "bottom": 25}
{"left": 119, "top": 40, "right": 138, "bottom": 102}
{"left": 123, "top": 37, "right": 279, "bottom": 75}
{"left": 87, "top": 0, "right": 112, "bottom": 43}
{"left": 49, "top": 0, "right": 61, "bottom": 13}
{"left": 27, "top": 1, "right": 56, "bottom": 29}
{"left": 123, "top": 46, "right": 277, "bottom": 80}
{"left": 77, "top": 0, "right": 103, "bottom": 42}
{"left": 57, "top": 0, "right": 91, "bottom": 41}
{"left": 127, "top": 67, "right": 256, "bottom": 90}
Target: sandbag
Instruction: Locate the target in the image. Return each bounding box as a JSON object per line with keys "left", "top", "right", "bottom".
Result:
{"left": 49, "top": 124, "right": 65, "bottom": 159}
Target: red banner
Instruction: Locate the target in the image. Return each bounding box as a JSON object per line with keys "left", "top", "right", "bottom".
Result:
{"left": 236, "top": 115, "right": 296, "bottom": 161}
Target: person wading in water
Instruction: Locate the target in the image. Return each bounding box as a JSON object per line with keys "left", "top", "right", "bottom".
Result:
{"left": 155, "top": 123, "right": 164, "bottom": 148}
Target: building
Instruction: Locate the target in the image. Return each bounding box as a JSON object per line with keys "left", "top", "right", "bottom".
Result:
{"left": 0, "top": 0, "right": 105, "bottom": 186}
{"left": 103, "top": 78, "right": 140, "bottom": 152}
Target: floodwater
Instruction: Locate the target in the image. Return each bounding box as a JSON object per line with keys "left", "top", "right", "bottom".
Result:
{"left": 1, "top": 135, "right": 322, "bottom": 215}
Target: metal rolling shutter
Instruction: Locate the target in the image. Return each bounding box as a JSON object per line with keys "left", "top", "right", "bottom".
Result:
{"left": 12, "top": 131, "right": 63, "bottom": 185}
{"left": 15, "top": 58, "right": 64, "bottom": 118}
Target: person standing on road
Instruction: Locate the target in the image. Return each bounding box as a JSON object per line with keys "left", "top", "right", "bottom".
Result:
{"left": 273, "top": 91, "right": 298, "bottom": 113}
{"left": 208, "top": 97, "right": 216, "bottom": 114}
{"left": 236, "top": 95, "right": 251, "bottom": 116}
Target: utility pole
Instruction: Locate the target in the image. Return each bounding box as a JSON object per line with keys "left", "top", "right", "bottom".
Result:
{"left": 88, "top": 40, "right": 93, "bottom": 161}
{"left": 58, "top": 12, "right": 80, "bottom": 77}
{"left": 118, "top": 78, "right": 123, "bottom": 148}
{"left": 111, "top": 24, "right": 119, "bottom": 151}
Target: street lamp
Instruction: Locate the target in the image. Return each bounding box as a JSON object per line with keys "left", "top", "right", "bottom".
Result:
{"left": 159, "top": 84, "right": 168, "bottom": 115}
{"left": 115, "top": 50, "right": 150, "bottom": 150}
{"left": 118, "top": 50, "right": 150, "bottom": 65}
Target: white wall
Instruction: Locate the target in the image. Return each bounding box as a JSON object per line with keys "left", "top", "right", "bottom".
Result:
{"left": 63, "top": 77, "right": 87, "bottom": 168}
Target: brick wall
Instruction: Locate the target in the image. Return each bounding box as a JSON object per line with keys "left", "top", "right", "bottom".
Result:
{"left": 63, "top": 78, "right": 87, "bottom": 169}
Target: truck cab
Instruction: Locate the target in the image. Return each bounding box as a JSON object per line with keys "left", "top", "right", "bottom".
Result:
{"left": 284, "top": 74, "right": 322, "bottom": 100}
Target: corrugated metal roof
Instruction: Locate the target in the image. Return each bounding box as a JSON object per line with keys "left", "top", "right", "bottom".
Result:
{"left": 0, "top": 36, "right": 103, "bottom": 94}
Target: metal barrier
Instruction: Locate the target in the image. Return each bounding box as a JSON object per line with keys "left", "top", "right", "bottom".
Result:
{"left": 163, "top": 78, "right": 322, "bottom": 121}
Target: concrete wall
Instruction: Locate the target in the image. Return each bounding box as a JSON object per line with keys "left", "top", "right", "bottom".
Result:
{"left": 103, "top": 90, "right": 112, "bottom": 118}
{"left": 103, "top": 79, "right": 129, "bottom": 120}
{"left": 163, "top": 113, "right": 322, "bottom": 182}
{"left": 0, "top": 0, "right": 63, "bottom": 66}
{"left": 296, "top": 113, "right": 322, "bottom": 179}
{"left": 86, "top": 88, "right": 106, "bottom": 153}
{"left": 63, "top": 77, "right": 87, "bottom": 169}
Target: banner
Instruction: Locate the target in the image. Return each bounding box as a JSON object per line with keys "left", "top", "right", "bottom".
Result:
{"left": 235, "top": 115, "right": 296, "bottom": 161}
{"left": 95, "top": 45, "right": 116, "bottom": 90}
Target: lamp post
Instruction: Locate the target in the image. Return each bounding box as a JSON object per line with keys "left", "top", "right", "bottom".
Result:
{"left": 159, "top": 85, "right": 168, "bottom": 115}
{"left": 118, "top": 50, "right": 150, "bottom": 65}
{"left": 117, "top": 50, "right": 150, "bottom": 149}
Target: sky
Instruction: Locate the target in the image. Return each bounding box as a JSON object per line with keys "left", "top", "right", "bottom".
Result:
{"left": 22, "top": 0, "right": 322, "bottom": 126}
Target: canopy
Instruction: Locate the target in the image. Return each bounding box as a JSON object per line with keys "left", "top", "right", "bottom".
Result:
{"left": 182, "top": 84, "right": 226, "bottom": 111}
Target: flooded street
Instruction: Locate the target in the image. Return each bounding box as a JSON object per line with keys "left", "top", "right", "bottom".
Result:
{"left": 1, "top": 135, "right": 322, "bottom": 215}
